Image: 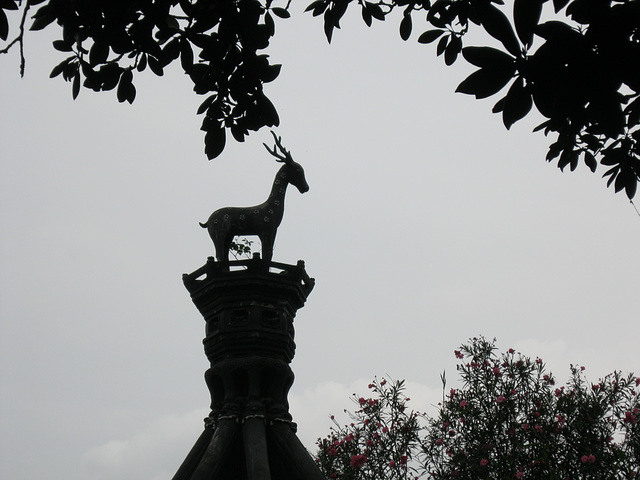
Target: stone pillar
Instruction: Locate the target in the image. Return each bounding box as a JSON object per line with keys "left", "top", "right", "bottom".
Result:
{"left": 172, "top": 257, "right": 326, "bottom": 480}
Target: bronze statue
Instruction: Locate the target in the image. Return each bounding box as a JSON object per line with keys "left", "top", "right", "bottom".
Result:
{"left": 200, "top": 132, "right": 309, "bottom": 264}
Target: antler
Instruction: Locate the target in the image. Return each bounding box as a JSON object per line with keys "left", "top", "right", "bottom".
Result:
{"left": 263, "top": 131, "right": 293, "bottom": 163}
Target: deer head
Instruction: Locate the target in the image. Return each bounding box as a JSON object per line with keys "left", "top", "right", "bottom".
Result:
{"left": 264, "top": 131, "right": 309, "bottom": 193}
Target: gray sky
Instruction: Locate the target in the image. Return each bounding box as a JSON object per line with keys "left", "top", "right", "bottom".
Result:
{"left": 1, "top": 5, "right": 638, "bottom": 480}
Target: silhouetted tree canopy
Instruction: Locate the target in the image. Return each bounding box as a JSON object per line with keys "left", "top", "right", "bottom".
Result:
{"left": 2, "top": 0, "right": 639, "bottom": 197}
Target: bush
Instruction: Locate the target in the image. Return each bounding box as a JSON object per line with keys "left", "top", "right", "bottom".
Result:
{"left": 317, "top": 338, "right": 639, "bottom": 480}
{"left": 315, "top": 378, "right": 425, "bottom": 480}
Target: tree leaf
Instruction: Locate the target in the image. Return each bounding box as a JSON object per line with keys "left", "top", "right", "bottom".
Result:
{"left": 271, "top": 7, "right": 290, "bottom": 18}
{"left": 400, "top": 14, "right": 412, "bottom": 41}
{"left": 553, "top": 0, "right": 571, "bottom": 13}
{"left": 53, "top": 39, "right": 73, "bottom": 52}
{"left": 117, "top": 69, "right": 133, "bottom": 103}
{"left": 323, "top": 8, "right": 334, "bottom": 43}
{"left": 625, "top": 173, "right": 637, "bottom": 199}
{"left": 456, "top": 65, "right": 515, "bottom": 99}
{"left": 444, "top": 35, "right": 462, "bottom": 66}
{"left": 366, "top": 2, "right": 385, "bottom": 21}
{"left": 502, "top": 76, "right": 532, "bottom": 129}
{"left": 89, "top": 42, "right": 109, "bottom": 65}
{"left": 436, "top": 34, "right": 448, "bottom": 56}
{"left": 50, "top": 58, "right": 70, "bottom": 79}
{"left": 475, "top": 3, "right": 521, "bottom": 57}
{"left": 148, "top": 55, "right": 164, "bottom": 76}
{"left": 361, "top": 4, "right": 372, "bottom": 27}
{"left": 514, "top": 0, "right": 543, "bottom": 48}
{"left": 204, "top": 121, "right": 226, "bottom": 159}
{"left": 583, "top": 151, "right": 597, "bottom": 173}
{"left": 29, "top": 4, "right": 55, "bottom": 31}
{"left": 72, "top": 71, "right": 80, "bottom": 100}
{"left": 0, "top": 9, "right": 8, "bottom": 41}
{"left": 461, "top": 46, "right": 515, "bottom": 70}
{"left": 418, "top": 29, "right": 444, "bottom": 44}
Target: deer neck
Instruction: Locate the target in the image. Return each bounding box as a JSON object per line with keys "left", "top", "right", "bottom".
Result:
{"left": 264, "top": 165, "right": 289, "bottom": 220}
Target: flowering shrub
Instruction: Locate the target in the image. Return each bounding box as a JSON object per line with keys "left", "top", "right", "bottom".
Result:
{"left": 315, "top": 378, "right": 425, "bottom": 480}
{"left": 317, "top": 338, "right": 639, "bottom": 480}
{"left": 423, "top": 337, "right": 639, "bottom": 479}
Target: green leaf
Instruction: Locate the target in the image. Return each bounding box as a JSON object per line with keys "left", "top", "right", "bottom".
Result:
{"left": 148, "top": 55, "right": 164, "bottom": 76}
{"left": 72, "top": 71, "right": 80, "bottom": 99}
{"left": 50, "top": 58, "right": 70, "bottom": 79}
{"left": 553, "top": 0, "right": 571, "bottom": 13}
{"left": 0, "top": 9, "right": 8, "bottom": 42}
{"left": 305, "top": 0, "right": 327, "bottom": 15}
{"left": 53, "top": 39, "right": 73, "bottom": 52}
{"left": 475, "top": 3, "right": 521, "bottom": 57}
{"left": 456, "top": 66, "right": 515, "bottom": 99}
{"left": 462, "top": 46, "right": 515, "bottom": 69}
{"left": 436, "top": 34, "right": 448, "bottom": 56}
{"left": 444, "top": 35, "right": 462, "bottom": 66}
{"left": 89, "top": 42, "right": 109, "bottom": 65}
{"left": 514, "top": 0, "right": 543, "bottom": 47}
{"left": 502, "top": 76, "right": 532, "bottom": 129}
{"left": 29, "top": 4, "right": 55, "bottom": 31}
{"left": 204, "top": 121, "right": 226, "bottom": 159}
{"left": 116, "top": 69, "right": 135, "bottom": 104}
{"left": 583, "top": 151, "right": 597, "bottom": 173}
{"left": 1, "top": 0, "right": 18, "bottom": 10}
{"left": 271, "top": 7, "right": 290, "bottom": 18}
{"left": 399, "top": 14, "right": 412, "bottom": 41}
{"left": 366, "top": 2, "right": 385, "bottom": 21}
{"left": 418, "top": 29, "right": 444, "bottom": 44}
{"left": 179, "top": 38, "right": 194, "bottom": 70}
{"left": 361, "top": 4, "right": 372, "bottom": 26}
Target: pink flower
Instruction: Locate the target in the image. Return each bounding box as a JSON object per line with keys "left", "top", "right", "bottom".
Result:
{"left": 460, "top": 400, "right": 468, "bottom": 408}
{"left": 436, "top": 438, "right": 444, "bottom": 445}
{"left": 389, "top": 460, "right": 396, "bottom": 467}
{"left": 508, "top": 348, "right": 515, "bottom": 354}
{"left": 382, "top": 427, "right": 389, "bottom": 433}
{"left": 480, "top": 458, "right": 489, "bottom": 466}
{"left": 534, "top": 425, "right": 542, "bottom": 432}
{"left": 581, "top": 454, "right": 596, "bottom": 464}
{"left": 400, "top": 455, "right": 408, "bottom": 465}
{"left": 493, "top": 366, "right": 502, "bottom": 376}
{"left": 327, "top": 447, "right": 337, "bottom": 457}
{"left": 358, "top": 397, "right": 366, "bottom": 406}
{"left": 522, "top": 423, "right": 529, "bottom": 431}
{"left": 455, "top": 350, "right": 464, "bottom": 359}
{"left": 496, "top": 396, "right": 506, "bottom": 404}
{"left": 515, "top": 468, "right": 524, "bottom": 479}
{"left": 350, "top": 454, "right": 367, "bottom": 468}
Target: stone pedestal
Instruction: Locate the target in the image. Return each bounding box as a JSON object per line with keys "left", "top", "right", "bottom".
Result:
{"left": 172, "top": 257, "right": 326, "bottom": 480}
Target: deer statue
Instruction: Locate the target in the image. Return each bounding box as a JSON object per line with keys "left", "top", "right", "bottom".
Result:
{"left": 200, "top": 132, "right": 309, "bottom": 264}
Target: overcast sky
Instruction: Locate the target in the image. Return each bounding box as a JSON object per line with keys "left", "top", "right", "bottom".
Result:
{"left": 1, "top": 5, "right": 638, "bottom": 480}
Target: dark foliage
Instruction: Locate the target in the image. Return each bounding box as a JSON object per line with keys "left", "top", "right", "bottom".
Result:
{"left": 2, "top": 0, "right": 639, "bottom": 197}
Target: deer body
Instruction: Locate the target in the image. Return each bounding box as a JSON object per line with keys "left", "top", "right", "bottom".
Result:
{"left": 200, "top": 134, "right": 308, "bottom": 264}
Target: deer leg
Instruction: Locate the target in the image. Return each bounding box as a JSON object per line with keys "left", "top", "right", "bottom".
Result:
{"left": 261, "top": 233, "right": 274, "bottom": 264}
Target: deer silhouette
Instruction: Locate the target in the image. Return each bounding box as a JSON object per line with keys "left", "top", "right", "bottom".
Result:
{"left": 200, "top": 133, "right": 309, "bottom": 264}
